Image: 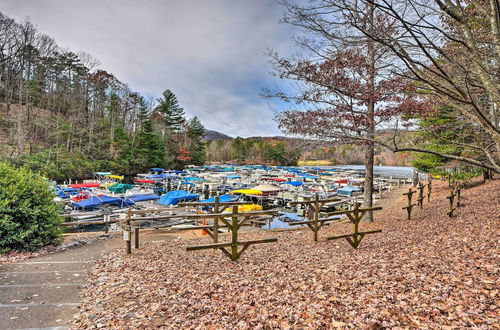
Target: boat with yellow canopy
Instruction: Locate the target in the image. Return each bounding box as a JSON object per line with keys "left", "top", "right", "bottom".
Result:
{"left": 229, "top": 189, "right": 263, "bottom": 196}
{"left": 224, "top": 203, "right": 262, "bottom": 213}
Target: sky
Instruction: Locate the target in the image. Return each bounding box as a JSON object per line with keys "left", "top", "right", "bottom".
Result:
{"left": 1, "top": 0, "right": 299, "bottom": 137}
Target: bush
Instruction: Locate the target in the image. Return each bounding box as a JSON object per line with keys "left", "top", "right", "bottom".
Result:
{"left": 0, "top": 162, "right": 62, "bottom": 252}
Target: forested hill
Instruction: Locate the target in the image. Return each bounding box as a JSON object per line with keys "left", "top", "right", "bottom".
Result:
{"left": 205, "top": 134, "right": 413, "bottom": 166}
{"left": 0, "top": 12, "right": 208, "bottom": 180}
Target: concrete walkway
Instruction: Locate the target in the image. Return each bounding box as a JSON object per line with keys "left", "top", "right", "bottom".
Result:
{"left": 0, "top": 231, "right": 178, "bottom": 329}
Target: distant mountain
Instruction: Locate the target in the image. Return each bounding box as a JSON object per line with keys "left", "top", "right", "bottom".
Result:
{"left": 203, "top": 129, "right": 232, "bottom": 141}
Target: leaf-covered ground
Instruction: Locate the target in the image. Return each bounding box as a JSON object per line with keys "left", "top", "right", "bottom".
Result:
{"left": 0, "top": 232, "right": 116, "bottom": 264}
{"left": 73, "top": 180, "right": 499, "bottom": 328}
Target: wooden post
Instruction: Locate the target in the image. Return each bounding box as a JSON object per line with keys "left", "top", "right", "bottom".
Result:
{"left": 402, "top": 188, "right": 416, "bottom": 220}
{"left": 446, "top": 190, "right": 456, "bottom": 217}
{"left": 455, "top": 185, "right": 462, "bottom": 207}
{"left": 427, "top": 181, "right": 432, "bottom": 202}
{"left": 134, "top": 227, "right": 140, "bottom": 249}
{"left": 126, "top": 208, "right": 132, "bottom": 254}
{"left": 231, "top": 205, "right": 239, "bottom": 261}
{"left": 417, "top": 182, "right": 425, "bottom": 209}
{"left": 213, "top": 196, "right": 220, "bottom": 243}
{"left": 313, "top": 193, "right": 319, "bottom": 242}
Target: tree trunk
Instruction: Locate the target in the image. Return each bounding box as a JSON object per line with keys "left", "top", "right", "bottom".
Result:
{"left": 364, "top": 138, "right": 375, "bottom": 222}
{"left": 363, "top": 0, "right": 376, "bottom": 222}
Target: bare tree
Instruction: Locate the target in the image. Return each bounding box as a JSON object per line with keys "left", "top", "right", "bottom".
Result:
{"left": 265, "top": 0, "right": 422, "bottom": 220}
{"left": 339, "top": 0, "right": 500, "bottom": 173}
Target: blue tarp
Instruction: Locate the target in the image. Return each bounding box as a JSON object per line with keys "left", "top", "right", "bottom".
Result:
{"left": 199, "top": 194, "right": 238, "bottom": 203}
{"left": 150, "top": 168, "right": 166, "bottom": 173}
{"left": 225, "top": 175, "right": 241, "bottom": 179}
{"left": 72, "top": 195, "right": 133, "bottom": 210}
{"left": 282, "top": 181, "right": 303, "bottom": 186}
{"left": 158, "top": 190, "right": 199, "bottom": 206}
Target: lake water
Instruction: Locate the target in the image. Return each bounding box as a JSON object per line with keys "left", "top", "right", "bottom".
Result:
{"left": 318, "top": 165, "right": 415, "bottom": 179}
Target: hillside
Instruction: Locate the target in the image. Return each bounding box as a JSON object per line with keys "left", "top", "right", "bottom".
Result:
{"left": 205, "top": 134, "right": 415, "bottom": 166}
{"left": 203, "top": 129, "right": 232, "bottom": 141}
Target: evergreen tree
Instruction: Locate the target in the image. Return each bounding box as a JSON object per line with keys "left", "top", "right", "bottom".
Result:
{"left": 135, "top": 99, "right": 165, "bottom": 169}
{"left": 232, "top": 137, "right": 247, "bottom": 162}
{"left": 157, "top": 89, "right": 186, "bottom": 134}
{"left": 157, "top": 90, "right": 186, "bottom": 166}
{"left": 412, "top": 105, "right": 467, "bottom": 175}
{"left": 186, "top": 116, "right": 206, "bottom": 165}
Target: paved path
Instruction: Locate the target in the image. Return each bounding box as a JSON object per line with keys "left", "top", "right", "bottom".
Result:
{"left": 0, "top": 231, "right": 178, "bottom": 329}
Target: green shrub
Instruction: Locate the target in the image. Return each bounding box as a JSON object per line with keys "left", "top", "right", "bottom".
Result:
{"left": 0, "top": 162, "right": 63, "bottom": 252}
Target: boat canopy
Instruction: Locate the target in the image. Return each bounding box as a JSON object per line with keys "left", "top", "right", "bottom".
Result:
{"left": 183, "top": 176, "right": 205, "bottom": 182}
{"left": 262, "top": 177, "right": 286, "bottom": 182}
{"left": 158, "top": 190, "right": 199, "bottom": 205}
{"left": 282, "top": 181, "right": 303, "bottom": 186}
{"left": 230, "top": 189, "right": 263, "bottom": 196}
{"left": 145, "top": 173, "right": 177, "bottom": 179}
{"left": 93, "top": 172, "right": 112, "bottom": 176}
{"left": 72, "top": 195, "right": 133, "bottom": 210}
{"left": 252, "top": 184, "right": 281, "bottom": 192}
{"left": 224, "top": 204, "right": 262, "bottom": 213}
{"left": 180, "top": 181, "right": 196, "bottom": 186}
{"left": 125, "top": 194, "right": 160, "bottom": 203}
{"left": 108, "top": 183, "right": 133, "bottom": 193}
{"left": 199, "top": 194, "right": 238, "bottom": 203}
{"left": 168, "top": 170, "right": 187, "bottom": 174}
{"left": 134, "top": 179, "right": 156, "bottom": 184}
{"left": 105, "top": 175, "right": 124, "bottom": 180}
{"left": 225, "top": 175, "right": 241, "bottom": 179}
{"left": 337, "top": 185, "right": 362, "bottom": 197}
{"left": 68, "top": 183, "right": 101, "bottom": 189}
{"left": 299, "top": 174, "right": 318, "bottom": 179}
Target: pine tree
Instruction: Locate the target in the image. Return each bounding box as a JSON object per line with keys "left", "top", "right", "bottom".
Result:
{"left": 135, "top": 99, "right": 165, "bottom": 169}
{"left": 157, "top": 90, "right": 186, "bottom": 134}
{"left": 186, "top": 116, "right": 206, "bottom": 165}
{"left": 157, "top": 90, "right": 186, "bottom": 167}
{"left": 232, "top": 137, "right": 247, "bottom": 162}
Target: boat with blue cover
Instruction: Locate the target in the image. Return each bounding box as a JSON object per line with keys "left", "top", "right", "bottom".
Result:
{"left": 158, "top": 190, "right": 199, "bottom": 206}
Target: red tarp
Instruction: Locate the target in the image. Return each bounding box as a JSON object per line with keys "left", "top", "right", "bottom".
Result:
{"left": 68, "top": 182, "right": 101, "bottom": 188}
{"left": 335, "top": 179, "right": 349, "bottom": 184}
{"left": 71, "top": 193, "right": 90, "bottom": 202}
{"left": 262, "top": 177, "right": 287, "bottom": 182}
{"left": 134, "top": 179, "right": 156, "bottom": 184}
{"left": 284, "top": 175, "right": 295, "bottom": 177}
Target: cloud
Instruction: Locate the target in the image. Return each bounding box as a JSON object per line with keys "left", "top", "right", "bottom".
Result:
{"left": 1, "top": 0, "right": 296, "bottom": 137}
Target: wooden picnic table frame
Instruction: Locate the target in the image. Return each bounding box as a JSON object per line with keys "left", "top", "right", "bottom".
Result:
{"left": 121, "top": 199, "right": 278, "bottom": 260}
{"left": 288, "top": 194, "right": 342, "bottom": 241}
{"left": 186, "top": 206, "right": 278, "bottom": 261}
{"left": 326, "top": 203, "right": 383, "bottom": 249}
